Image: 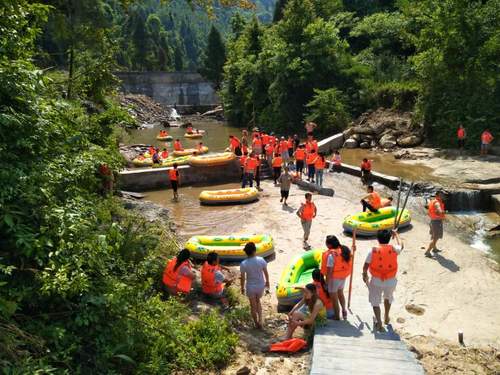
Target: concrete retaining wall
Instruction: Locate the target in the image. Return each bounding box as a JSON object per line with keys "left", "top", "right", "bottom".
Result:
{"left": 116, "top": 72, "right": 220, "bottom": 108}
{"left": 118, "top": 159, "right": 241, "bottom": 191}
{"left": 318, "top": 133, "right": 344, "bottom": 154}
{"left": 327, "top": 161, "right": 401, "bottom": 189}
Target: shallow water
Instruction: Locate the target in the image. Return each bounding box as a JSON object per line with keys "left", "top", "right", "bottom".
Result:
{"left": 123, "top": 118, "right": 242, "bottom": 154}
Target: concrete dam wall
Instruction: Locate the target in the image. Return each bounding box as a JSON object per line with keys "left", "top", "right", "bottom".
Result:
{"left": 116, "top": 72, "right": 220, "bottom": 110}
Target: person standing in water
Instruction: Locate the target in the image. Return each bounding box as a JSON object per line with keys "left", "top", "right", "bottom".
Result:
{"left": 168, "top": 163, "right": 180, "bottom": 201}
{"left": 278, "top": 166, "right": 293, "bottom": 206}
{"left": 425, "top": 190, "right": 445, "bottom": 257}
{"left": 363, "top": 230, "right": 403, "bottom": 331}
{"left": 321, "top": 235, "right": 352, "bottom": 320}
{"left": 240, "top": 242, "right": 270, "bottom": 329}
{"left": 297, "top": 193, "right": 317, "bottom": 249}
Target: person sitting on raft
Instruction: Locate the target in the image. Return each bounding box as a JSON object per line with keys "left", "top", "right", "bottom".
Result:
{"left": 381, "top": 197, "right": 393, "bottom": 207}
{"left": 201, "top": 252, "right": 232, "bottom": 306}
{"left": 186, "top": 123, "right": 193, "bottom": 134}
{"left": 137, "top": 153, "right": 146, "bottom": 161}
{"left": 361, "top": 185, "right": 381, "bottom": 213}
{"left": 174, "top": 139, "right": 183, "bottom": 151}
{"left": 160, "top": 148, "right": 169, "bottom": 160}
{"left": 196, "top": 142, "right": 204, "bottom": 153}
{"left": 162, "top": 249, "right": 195, "bottom": 295}
{"left": 312, "top": 269, "right": 334, "bottom": 319}
{"left": 285, "top": 283, "right": 325, "bottom": 339}
{"left": 152, "top": 148, "right": 161, "bottom": 164}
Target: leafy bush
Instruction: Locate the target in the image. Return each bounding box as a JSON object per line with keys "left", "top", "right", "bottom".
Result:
{"left": 366, "top": 81, "right": 420, "bottom": 111}
{"left": 306, "top": 88, "right": 350, "bottom": 134}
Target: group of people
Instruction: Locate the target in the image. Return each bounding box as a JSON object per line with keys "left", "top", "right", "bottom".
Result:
{"left": 162, "top": 228, "right": 404, "bottom": 337}
{"left": 456, "top": 125, "right": 494, "bottom": 155}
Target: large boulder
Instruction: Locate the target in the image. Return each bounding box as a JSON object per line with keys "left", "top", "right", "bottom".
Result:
{"left": 360, "top": 134, "right": 374, "bottom": 142}
{"left": 343, "top": 138, "right": 358, "bottom": 148}
{"left": 351, "top": 133, "right": 362, "bottom": 141}
{"left": 352, "top": 125, "right": 375, "bottom": 135}
{"left": 397, "top": 135, "right": 423, "bottom": 148}
{"left": 379, "top": 134, "right": 397, "bottom": 148}
{"left": 370, "top": 120, "right": 396, "bottom": 135}
{"left": 360, "top": 142, "right": 370, "bottom": 149}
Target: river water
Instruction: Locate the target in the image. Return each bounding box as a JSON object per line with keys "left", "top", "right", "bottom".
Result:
{"left": 124, "top": 118, "right": 499, "bottom": 261}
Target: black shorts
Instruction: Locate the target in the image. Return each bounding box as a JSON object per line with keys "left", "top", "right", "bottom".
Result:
{"left": 296, "top": 160, "right": 304, "bottom": 171}
{"left": 171, "top": 180, "right": 178, "bottom": 192}
{"left": 281, "top": 190, "right": 289, "bottom": 199}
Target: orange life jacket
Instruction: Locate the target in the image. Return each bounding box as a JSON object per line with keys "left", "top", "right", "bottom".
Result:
{"left": 361, "top": 160, "right": 371, "bottom": 170}
{"left": 148, "top": 146, "right": 156, "bottom": 155}
{"left": 169, "top": 169, "right": 178, "bottom": 181}
{"left": 300, "top": 201, "right": 315, "bottom": 220}
{"left": 174, "top": 141, "right": 182, "bottom": 151}
{"left": 272, "top": 156, "right": 283, "bottom": 167}
{"left": 315, "top": 158, "right": 325, "bottom": 170}
{"left": 321, "top": 247, "right": 352, "bottom": 279}
{"left": 287, "top": 139, "right": 293, "bottom": 148}
{"left": 245, "top": 157, "right": 258, "bottom": 172}
{"left": 369, "top": 192, "right": 381, "bottom": 209}
{"left": 313, "top": 280, "right": 332, "bottom": 309}
{"left": 201, "top": 262, "right": 224, "bottom": 294}
{"left": 162, "top": 258, "right": 192, "bottom": 294}
{"left": 279, "top": 141, "right": 287, "bottom": 153}
{"left": 262, "top": 134, "right": 269, "bottom": 145}
{"left": 253, "top": 138, "right": 262, "bottom": 148}
{"left": 230, "top": 137, "right": 240, "bottom": 149}
{"left": 242, "top": 144, "right": 248, "bottom": 154}
{"left": 369, "top": 244, "right": 398, "bottom": 281}
{"left": 428, "top": 198, "right": 445, "bottom": 220}
{"left": 481, "top": 131, "right": 493, "bottom": 144}
{"left": 295, "top": 149, "right": 305, "bottom": 160}
{"left": 306, "top": 141, "right": 318, "bottom": 153}
{"left": 240, "top": 155, "right": 248, "bottom": 167}
{"left": 457, "top": 128, "right": 465, "bottom": 139}
{"left": 161, "top": 151, "right": 169, "bottom": 159}
{"left": 306, "top": 153, "right": 317, "bottom": 165}
{"left": 269, "top": 338, "right": 307, "bottom": 353}
{"left": 265, "top": 144, "right": 274, "bottom": 156}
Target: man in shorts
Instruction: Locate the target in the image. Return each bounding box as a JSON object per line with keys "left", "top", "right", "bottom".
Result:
{"left": 278, "top": 167, "right": 293, "bottom": 206}
{"left": 168, "top": 163, "right": 180, "bottom": 201}
{"left": 425, "top": 191, "right": 445, "bottom": 257}
{"left": 363, "top": 229, "right": 403, "bottom": 331}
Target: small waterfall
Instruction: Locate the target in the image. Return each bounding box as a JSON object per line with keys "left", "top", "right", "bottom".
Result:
{"left": 471, "top": 216, "right": 492, "bottom": 253}
{"left": 170, "top": 108, "right": 181, "bottom": 120}
{"left": 445, "top": 190, "right": 489, "bottom": 212}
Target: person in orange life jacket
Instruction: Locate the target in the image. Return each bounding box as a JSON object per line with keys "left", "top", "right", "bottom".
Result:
{"left": 286, "top": 283, "right": 325, "bottom": 339}
{"left": 306, "top": 149, "right": 318, "bottom": 183}
{"left": 480, "top": 128, "right": 494, "bottom": 155}
{"left": 242, "top": 152, "right": 258, "bottom": 188}
{"left": 137, "top": 152, "right": 146, "bottom": 161}
{"left": 330, "top": 150, "right": 341, "bottom": 173}
{"left": 363, "top": 229, "right": 403, "bottom": 331}
{"left": 265, "top": 143, "right": 274, "bottom": 167}
{"left": 186, "top": 123, "right": 193, "bottom": 134}
{"left": 201, "top": 252, "right": 232, "bottom": 306}
{"left": 261, "top": 132, "right": 270, "bottom": 147}
{"left": 322, "top": 235, "right": 352, "bottom": 320}
{"left": 360, "top": 158, "right": 372, "bottom": 185}
{"left": 239, "top": 151, "right": 249, "bottom": 180}
{"left": 381, "top": 196, "right": 393, "bottom": 207}
{"left": 315, "top": 153, "right": 326, "bottom": 187}
{"left": 294, "top": 144, "right": 306, "bottom": 179}
{"left": 278, "top": 137, "right": 289, "bottom": 163}
{"left": 361, "top": 185, "right": 381, "bottom": 213}
{"left": 195, "top": 142, "right": 204, "bottom": 153}
{"left": 163, "top": 249, "right": 195, "bottom": 295}
{"left": 272, "top": 152, "right": 283, "bottom": 184}
{"left": 240, "top": 242, "right": 270, "bottom": 329}
{"left": 148, "top": 145, "right": 156, "bottom": 156}
{"left": 160, "top": 148, "right": 169, "bottom": 160}
{"left": 173, "top": 139, "right": 183, "bottom": 151}
{"left": 312, "top": 268, "right": 334, "bottom": 319}
{"left": 297, "top": 193, "right": 317, "bottom": 249}
{"left": 229, "top": 135, "right": 242, "bottom": 156}
{"left": 425, "top": 190, "right": 446, "bottom": 257}
{"left": 169, "top": 163, "right": 180, "bottom": 200}
{"left": 252, "top": 134, "right": 263, "bottom": 158}
{"left": 457, "top": 124, "right": 466, "bottom": 150}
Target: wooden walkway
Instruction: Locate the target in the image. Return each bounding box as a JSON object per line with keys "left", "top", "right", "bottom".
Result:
{"left": 310, "top": 296, "right": 424, "bottom": 375}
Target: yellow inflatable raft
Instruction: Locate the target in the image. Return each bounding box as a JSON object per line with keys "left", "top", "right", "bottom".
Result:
{"left": 132, "top": 158, "right": 152, "bottom": 167}
{"left": 173, "top": 146, "right": 209, "bottom": 157}
{"left": 199, "top": 187, "right": 259, "bottom": 205}
{"left": 189, "top": 152, "right": 236, "bottom": 167}
{"left": 156, "top": 135, "right": 173, "bottom": 141}
{"left": 184, "top": 133, "right": 203, "bottom": 139}
{"left": 276, "top": 249, "right": 322, "bottom": 306}
{"left": 185, "top": 234, "right": 274, "bottom": 261}
{"left": 343, "top": 206, "right": 411, "bottom": 236}
{"left": 151, "top": 155, "right": 191, "bottom": 168}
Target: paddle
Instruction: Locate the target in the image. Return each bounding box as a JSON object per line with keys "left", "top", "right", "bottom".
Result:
{"left": 394, "top": 178, "right": 403, "bottom": 230}
{"left": 347, "top": 229, "right": 356, "bottom": 309}
{"left": 395, "top": 182, "right": 414, "bottom": 229}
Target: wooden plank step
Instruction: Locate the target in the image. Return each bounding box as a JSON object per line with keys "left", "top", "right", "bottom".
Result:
{"left": 313, "top": 336, "right": 409, "bottom": 350}
{"left": 310, "top": 357, "right": 424, "bottom": 374}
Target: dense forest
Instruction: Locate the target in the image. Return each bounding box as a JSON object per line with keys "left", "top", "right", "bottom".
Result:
{"left": 223, "top": 0, "right": 500, "bottom": 145}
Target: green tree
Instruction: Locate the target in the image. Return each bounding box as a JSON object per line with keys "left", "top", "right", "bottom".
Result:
{"left": 200, "top": 25, "right": 227, "bottom": 88}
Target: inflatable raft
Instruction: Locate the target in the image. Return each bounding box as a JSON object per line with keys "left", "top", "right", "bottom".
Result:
{"left": 189, "top": 152, "right": 236, "bottom": 167}
{"left": 276, "top": 249, "right": 322, "bottom": 306}
{"left": 184, "top": 133, "right": 203, "bottom": 139}
{"left": 173, "top": 146, "right": 209, "bottom": 157}
{"left": 199, "top": 187, "right": 259, "bottom": 205}
{"left": 185, "top": 234, "right": 274, "bottom": 261}
{"left": 156, "top": 135, "right": 173, "bottom": 141}
{"left": 151, "top": 155, "right": 191, "bottom": 168}
{"left": 132, "top": 157, "right": 152, "bottom": 167}
{"left": 342, "top": 206, "right": 411, "bottom": 236}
